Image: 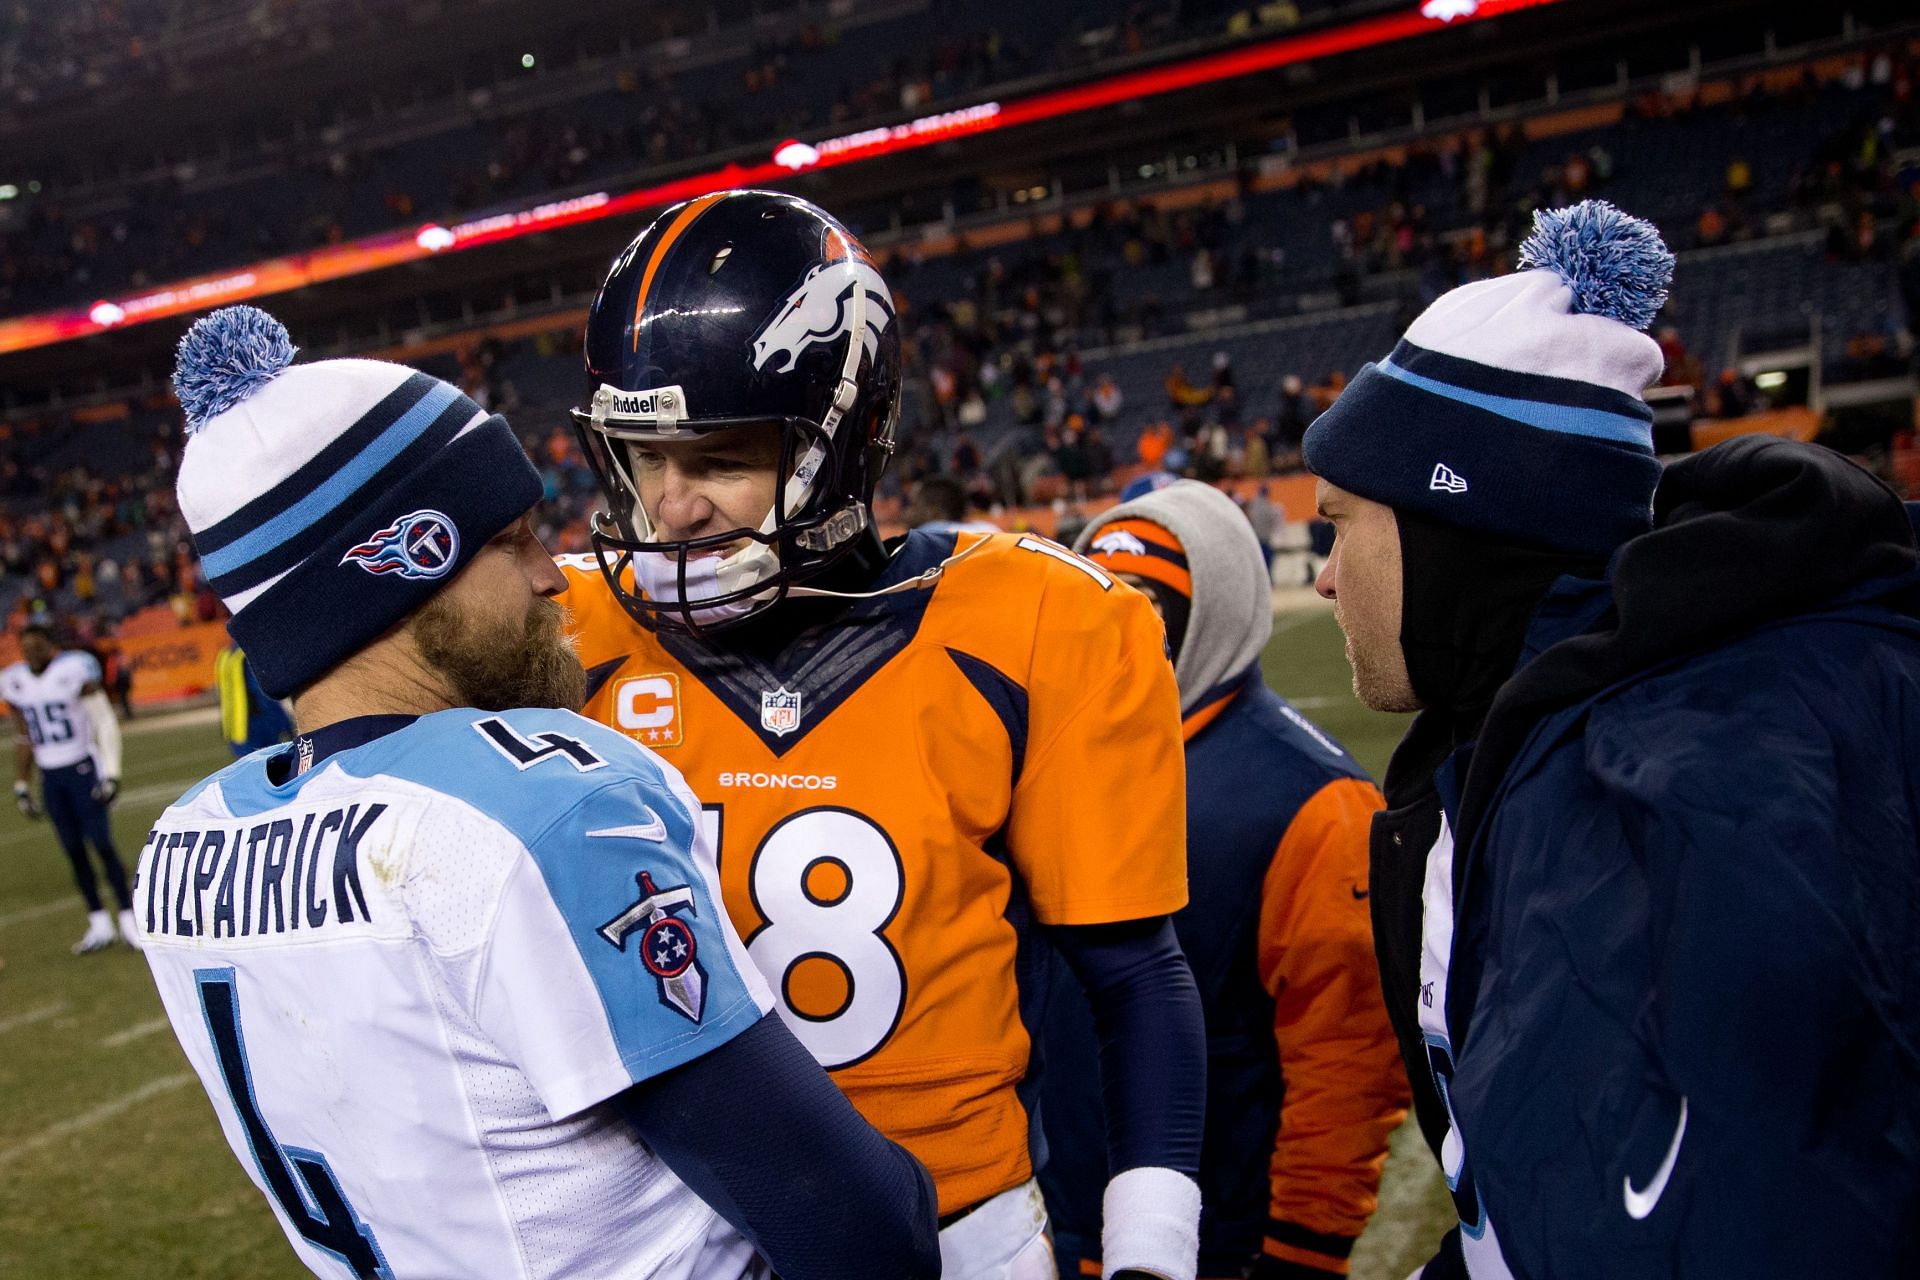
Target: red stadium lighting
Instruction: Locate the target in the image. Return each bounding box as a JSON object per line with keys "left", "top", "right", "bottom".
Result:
{"left": 0, "top": 0, "right": 1569, "bottom": 357}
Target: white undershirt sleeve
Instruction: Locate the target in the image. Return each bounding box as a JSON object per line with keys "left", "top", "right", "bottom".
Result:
{"left": 82, "top": 690, "right": 122, "bottom": 780}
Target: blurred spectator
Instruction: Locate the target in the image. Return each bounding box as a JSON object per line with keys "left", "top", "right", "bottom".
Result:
{"left": 1211, "top": 351, "right": 1237, "bottom": 391}
{"left": 1166, "top": 363, "right": 1215, "bottom": 409}
{"left": 1214, "top": 384, "right": 1242, "bottom": 430}
{"left": 1138, "top": 420, "right": 1175, "bottom": 472}
{"left": 1697, "top": 205, "right": 1729, "bottom": 248}
{"left": 1310, "top": 369, "right": 1348, "bottom": 415}
{"left": 1274, "top": 374, "right": 1315, "bottom": 461}
{"left": 1054, "top": 416, "right": 1093, "bottom": 501}
{"left": 1242, "top": 486, "right": 1278, "bottom": 575}
{"left": 903, "top": 474, "right": 997, "bottom": 534}
{"left": 1657, "top": 327, "right": 1706, "bottom": 390}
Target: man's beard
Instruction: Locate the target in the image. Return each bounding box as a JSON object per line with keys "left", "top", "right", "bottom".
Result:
{"left": 411, "top": 594, "right": 586, "bottom": 713}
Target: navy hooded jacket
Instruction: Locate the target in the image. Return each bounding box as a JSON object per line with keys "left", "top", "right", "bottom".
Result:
{"left": 1426, "top": 438, "right": 1920, "bottom": 1278}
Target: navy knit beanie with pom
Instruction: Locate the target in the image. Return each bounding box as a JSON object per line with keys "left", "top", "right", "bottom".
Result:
{"left": 173, "top": 306, "right": 542, "bottom": 698}
{"left": 1304, "top": 200, "right": 1676, "bottom": 556}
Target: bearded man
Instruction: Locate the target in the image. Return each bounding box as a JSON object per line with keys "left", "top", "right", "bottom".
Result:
{"left": 134, "top": 306, "right": 939, "bottom": 1280}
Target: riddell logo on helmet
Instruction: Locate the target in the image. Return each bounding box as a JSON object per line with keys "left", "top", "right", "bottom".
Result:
{"left": 603, "top": 384, "right": 688, "bottom": 420}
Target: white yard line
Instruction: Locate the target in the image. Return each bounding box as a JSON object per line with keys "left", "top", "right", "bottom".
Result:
{"left": 118, "top": 778, "right": 198, "bottom": 809}
{"left": 0, "top": 1073, "right": 196, "bottom": 1171}
{"left": 0, "top": 899, "right": 73, "bottom": 930}
{"left": 101, "top": 1017, "right": 172, "bottom": 1049}
{"left": 0, "top": 1001, "right": 67, "bottom": 1036}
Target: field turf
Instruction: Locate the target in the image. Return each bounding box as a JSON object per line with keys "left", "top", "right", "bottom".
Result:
{"left": 0, "top": 607, "right": 1452, "bottom": 1278}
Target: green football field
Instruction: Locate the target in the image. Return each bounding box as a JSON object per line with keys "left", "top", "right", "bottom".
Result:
{"left": 0, "top": 607, "right": 1452, "bottom": 1278}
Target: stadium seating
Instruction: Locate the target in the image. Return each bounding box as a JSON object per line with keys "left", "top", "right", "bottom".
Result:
{"left": 2, "top": 31, "right": 1913, "bottom": 633}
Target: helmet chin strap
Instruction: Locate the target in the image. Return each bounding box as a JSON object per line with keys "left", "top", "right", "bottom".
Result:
{"left": 787, "top": 530, "right": 992, "bottom": 602}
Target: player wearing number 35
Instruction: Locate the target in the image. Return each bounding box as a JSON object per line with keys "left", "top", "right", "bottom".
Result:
{"left": 133, "top": 305, "right": 939, "bottom": 1280}
{"left": 560, "top": 190, "right": 1208, "bottom": 1280}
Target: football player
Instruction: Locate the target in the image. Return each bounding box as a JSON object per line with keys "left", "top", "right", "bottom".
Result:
{"left": 5, "top": 620, "right": 134, "bottom": 953}
{"left": 561, "top": 189, "right": 1207, "bottom": 1280}
{"left": 137, "top": 306, "right": 939, "bottom": 1280}
{"left": 1043, "top": 482, "right": 1409, "bottom": 1279}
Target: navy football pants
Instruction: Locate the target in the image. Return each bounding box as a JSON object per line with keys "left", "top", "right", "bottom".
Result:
{"left": 41, "top": 761, "right": 132, "bottom": 913}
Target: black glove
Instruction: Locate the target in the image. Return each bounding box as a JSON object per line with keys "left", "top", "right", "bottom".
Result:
{"left": 14, "top": 781, "right": 40, "bottom": 820}
{"left": 91, "top": 776, "right": 120, "bottom": 805}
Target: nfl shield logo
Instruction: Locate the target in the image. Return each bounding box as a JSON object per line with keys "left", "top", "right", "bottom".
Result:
{"left": 760, "top": 687, "right": 803, "bottom": 737}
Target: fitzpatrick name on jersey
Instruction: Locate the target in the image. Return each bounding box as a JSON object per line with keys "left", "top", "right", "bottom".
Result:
{"left": 137, "top": 803, "right": 389, "bottom": 942}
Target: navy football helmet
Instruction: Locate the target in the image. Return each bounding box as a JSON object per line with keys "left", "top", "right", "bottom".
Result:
{"left": 571, "top": 189, "right": 901, "bottom": 634}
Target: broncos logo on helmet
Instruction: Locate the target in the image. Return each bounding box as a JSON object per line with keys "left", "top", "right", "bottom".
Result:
{"left": 750, "top": 230, "right": 894, "bottom": 376}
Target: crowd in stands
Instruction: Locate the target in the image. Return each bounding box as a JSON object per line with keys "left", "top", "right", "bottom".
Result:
{"left": 0, "top": 416, "right": 206, "bottom": 641}
{"left": 871, "top": 41, "right": 1920, "bottom": 509}
{"left": 4, "top": 27, "right": 1918, "bottom": 630}
{"left": 0, "top": 0, "right": 1208, "bottom": 315}
{"left": 0, "top": 0, "right": 402, "bottom": 111}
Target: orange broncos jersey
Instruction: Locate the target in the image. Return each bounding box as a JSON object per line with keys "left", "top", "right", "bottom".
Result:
{"left": 559, "top": 529, "right": 1187, "bottom": 1213}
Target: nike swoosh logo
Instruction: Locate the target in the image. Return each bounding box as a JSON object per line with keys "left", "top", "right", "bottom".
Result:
{"left": 586, "top": 809, "right": 667, "bottom": 843}
{"left": 1623, "top": 1096, "right": 1688, "bottom": 1220}
{"left": 1351, "top": 886, "right": 1370, "bottom": 900}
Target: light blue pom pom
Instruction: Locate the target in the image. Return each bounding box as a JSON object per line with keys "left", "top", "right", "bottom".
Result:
{"left": 173, "top": 305, "right": 296, "bottom": 431}
{"left": 1517, "top": 200, "right": 1674, "bottom": 332}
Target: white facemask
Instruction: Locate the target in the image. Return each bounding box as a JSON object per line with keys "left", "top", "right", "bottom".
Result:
{"left": 629, "top": 537, "right": 784, "bottom": 627}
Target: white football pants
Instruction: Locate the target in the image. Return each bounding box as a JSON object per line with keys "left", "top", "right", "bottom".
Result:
{"left": 938, "top": 1178, "right": 1056, "bottom": 1280}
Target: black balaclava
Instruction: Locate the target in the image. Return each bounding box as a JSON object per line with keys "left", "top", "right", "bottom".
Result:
{"left": 1129, "top": 577, "right": 1193, "bottom": 666}
{"left": 1382, "top": 509, "right": 1605, "bottom": 807}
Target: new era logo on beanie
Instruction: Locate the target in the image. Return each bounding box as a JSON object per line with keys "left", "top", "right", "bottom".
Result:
{"left": 174, "top": 306, "right": 543, "bottom": 698}
{"left": 1303, "top": 200, "right": 1674, "bottom": 557}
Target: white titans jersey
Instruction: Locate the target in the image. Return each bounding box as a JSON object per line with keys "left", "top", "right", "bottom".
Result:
{"left": 135, "top": 707, "right": 777, "bottom": 1280}
{"left": 1, "top": 650, "right": 100, "bottom": 770}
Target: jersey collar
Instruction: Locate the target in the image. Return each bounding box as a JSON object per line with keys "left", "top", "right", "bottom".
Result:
{"left": 275, "top": 714, "right": 420, "bottom": 782}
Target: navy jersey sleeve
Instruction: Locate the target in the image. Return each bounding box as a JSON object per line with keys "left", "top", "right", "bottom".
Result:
{"left": 1050, "top": 917, "right": 1206, "bottom": 1176}
{"left": 621, "top": 1012, "right": 941, "bottom": 1280}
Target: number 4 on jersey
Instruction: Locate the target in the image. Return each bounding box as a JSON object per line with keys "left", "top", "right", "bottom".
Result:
{"left": 195, "top": 969, "right": 393, "bottom": 1280}
{"left": 473, "top": 717, "right": 608, "bottom": 772}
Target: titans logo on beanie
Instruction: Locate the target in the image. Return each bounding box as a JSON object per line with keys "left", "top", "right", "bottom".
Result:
{"left": 1303, "top": 200, "right": 1675, "bottom": 557}
{"left": 173, "top": 306, "right": 544, "bottom": 699}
